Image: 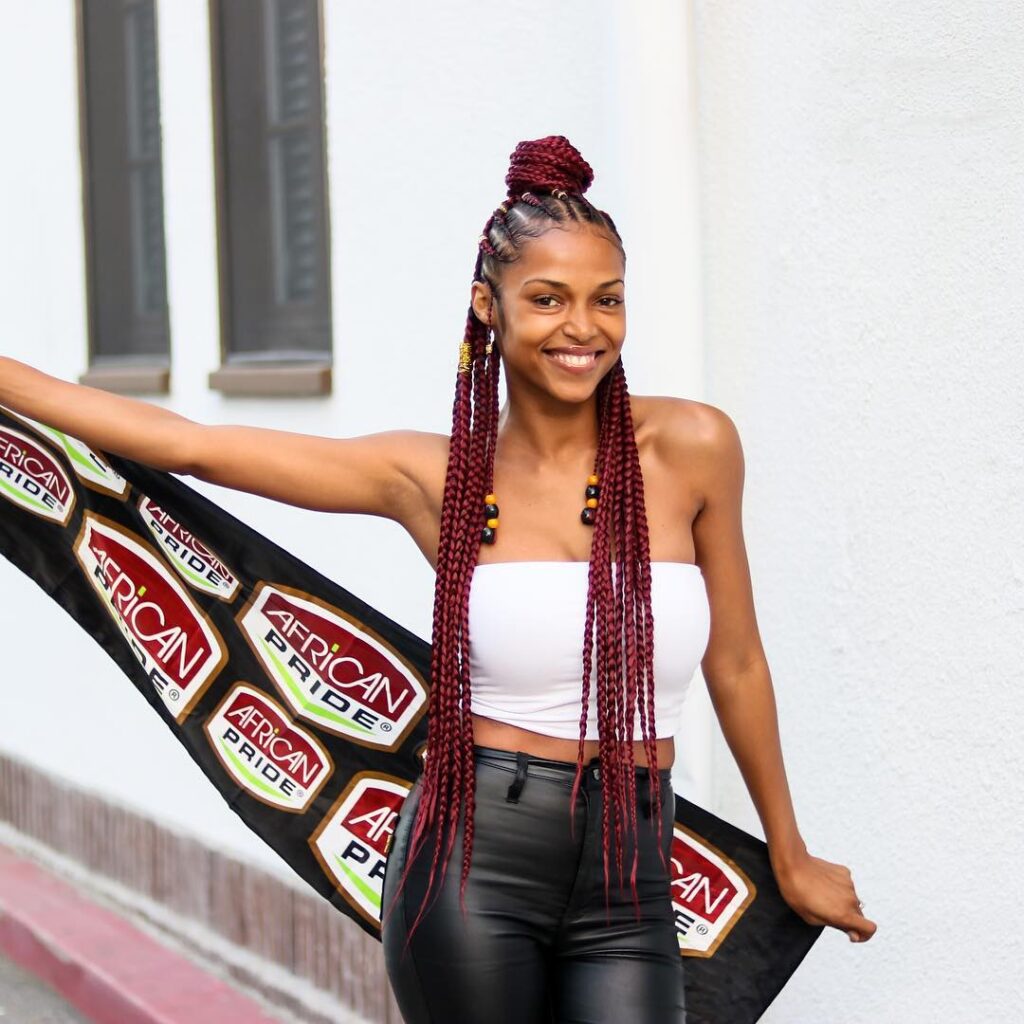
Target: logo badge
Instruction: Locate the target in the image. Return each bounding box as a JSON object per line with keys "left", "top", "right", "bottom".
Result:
{"left": 237, "top": 583, "right": 428, "bottom": 750}
{"left": 0, "top": 425, "right": 75, "bottom": 525}
{"left": 309, "top": 772, "right": 410, "bottom": 926}
{"left": 136, "top": 495, "right": 240, "bottom": 602}
{"left": 670, "top": 823, "right": 757, "bottom": 957}
{"left": 205, "top": 683, "right": 332, "bottom": 813}
{"left": 74, "top": 512, "right": 227, "bottom": 722}
{"left": 0, "top": 406, "right": 128, "bottom": 498}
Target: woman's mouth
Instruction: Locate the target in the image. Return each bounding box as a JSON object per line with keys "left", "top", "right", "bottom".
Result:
{"left": 544, "top": 349, "right": 602, "bottom": 373}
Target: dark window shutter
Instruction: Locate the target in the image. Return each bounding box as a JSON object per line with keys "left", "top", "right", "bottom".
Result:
{"left": 79, "top": 0, "right": 170, "bottom": 367}
{"left": 211, "top": 0, "right": 332, "bottom": 364}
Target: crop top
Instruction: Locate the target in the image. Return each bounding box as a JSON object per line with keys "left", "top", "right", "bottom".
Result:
{"left": 468, "top": 560, "right": 711, "bottom": 740}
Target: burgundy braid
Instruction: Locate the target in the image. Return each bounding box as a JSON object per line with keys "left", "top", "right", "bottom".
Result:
{"left": 383, "top": 136, "right": 662, "bottom": 948}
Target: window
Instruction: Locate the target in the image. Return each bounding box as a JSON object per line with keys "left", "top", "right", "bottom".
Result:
{"left": 208, "top": 0, "right": 333, "bottom": 397}
{"left": 77, "top": 0, "right": 171, "bottom": 395}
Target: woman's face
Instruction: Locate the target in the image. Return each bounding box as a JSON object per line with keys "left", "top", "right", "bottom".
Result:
{"left": 471, "top": 224, "right": 626, "bottom": 403}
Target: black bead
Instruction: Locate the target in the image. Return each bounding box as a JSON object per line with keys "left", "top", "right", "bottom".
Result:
{"left": 585, "top": 484, "right": 600, "bottom": 500}
{"left": 481, "top": 526, "right": 497, "bottom": 544}
{"left": 484, "top": 503, "right": 499, "bottom": 518}
{"left": 580, "top": 507, "right": 597, "bottom": 526}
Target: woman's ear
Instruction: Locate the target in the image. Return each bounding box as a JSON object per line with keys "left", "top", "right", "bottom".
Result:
{"left": 470, "top": 281, "right": 494, "bottom": 327}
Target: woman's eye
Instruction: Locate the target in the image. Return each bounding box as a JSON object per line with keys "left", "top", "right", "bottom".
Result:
{"left": 533, "top": 295, "right": 623, "bottom": 308}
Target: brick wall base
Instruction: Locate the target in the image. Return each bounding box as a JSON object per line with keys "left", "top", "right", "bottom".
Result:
{"left": 0, "top": 753, "right": 401, "bottom": 1023}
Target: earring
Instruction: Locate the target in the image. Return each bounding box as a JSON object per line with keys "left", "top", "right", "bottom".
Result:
{"left": 486, "top": 298, "right": 495, "bottom": 357}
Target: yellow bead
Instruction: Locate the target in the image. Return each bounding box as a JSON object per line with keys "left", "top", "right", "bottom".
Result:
{"left": 587, "top": 474, "right": 599, "bottom": 486}
{"left": 586, "top": 498, "right": 598, "bottom": 509}
{"left": 486, "top": 517, "right": 499, "bottom": 528}
{"left": 485, "top": 493, "right": 497, "bottom": 504}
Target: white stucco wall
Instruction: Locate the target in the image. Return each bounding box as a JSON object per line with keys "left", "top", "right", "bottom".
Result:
{"left": 0, "top": 0, "right": 707, "bottom": 881}
{"left": 693, "top": 2, "right": 1024, "bottom": 1021}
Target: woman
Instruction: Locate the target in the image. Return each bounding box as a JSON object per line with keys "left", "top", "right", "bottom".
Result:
{"left": 377, "top": 138, "right": 874, "bottom": 1024}
{"left": 0, "top": 135, "right": 875, "bottom": 1023}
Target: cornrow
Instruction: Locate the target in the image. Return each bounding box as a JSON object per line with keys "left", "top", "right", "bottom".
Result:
{"left": 383, "top": 136, "right": 663, "bottom": 949}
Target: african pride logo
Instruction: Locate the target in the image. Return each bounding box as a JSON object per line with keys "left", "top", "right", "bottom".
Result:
{"left": 0, "top": 425, "right": 75, "bottom": 525}
{"left": 73, "top": 512, "right": 228, "bottom": 722}
{"left": 237, "top": 583, "right": 428, "bottom": 750}
{"left": 309, "top": 772, "right": 410, "bottom": 926}
{"left": 0, "top": 406, "right": 128, "bottom": 498}
{"left": 136, "top": 495, "right": 240, "bottom": 602}
{"left": 205, "top": 683, "right": 332, "bottom": 813}
{"left": 670, "top": 823, "right": 756, "bottom": 957}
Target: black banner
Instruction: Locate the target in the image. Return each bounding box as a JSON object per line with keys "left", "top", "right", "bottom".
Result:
{"left": 0, "top": 405, "right": 821, "bottom": 1022}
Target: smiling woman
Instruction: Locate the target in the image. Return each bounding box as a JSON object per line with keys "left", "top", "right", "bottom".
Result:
{"left": 378, "top": 136, "right": 696, "bottom": 1023}
{"left": 379, "top": 136, "right": 872, "bottom": 1024}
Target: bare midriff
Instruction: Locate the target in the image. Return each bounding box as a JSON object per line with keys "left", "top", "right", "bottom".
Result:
{"left": 472, "top": 713, "right": 675, "bottom": 769}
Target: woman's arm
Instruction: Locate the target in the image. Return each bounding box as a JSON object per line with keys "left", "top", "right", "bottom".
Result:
{"left": 0, "top": 355, "right": 194, "bottom": 472}
{"left": 687, "top": 403, "right": 805, "bottom": 864}
{"left": 670, "top": 399, "right": 876, "bottom": 943}
{"left": 0, "top": 355, "right": 428, "bottom": 520}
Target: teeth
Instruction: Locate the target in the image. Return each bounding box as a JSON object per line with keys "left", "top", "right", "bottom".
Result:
{"left": 549, "top": 351, "right": 596, "bottom": 367}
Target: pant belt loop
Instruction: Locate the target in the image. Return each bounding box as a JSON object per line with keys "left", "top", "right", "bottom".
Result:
{"left": 505, "top": 751, "right": 530, "bottom": 803}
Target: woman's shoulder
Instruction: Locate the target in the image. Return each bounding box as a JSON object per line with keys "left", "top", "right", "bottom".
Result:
{"left": 631, "top": 396, "right": 744, "bottom": 518}
{"left": 383, "top": 429, "right": 450, "bottom": 506}
{"left": 385, "top": 429, "right": 450, "bottom": 480}
{"left": 630, "top": 394, "right": 740, "bottom": 461}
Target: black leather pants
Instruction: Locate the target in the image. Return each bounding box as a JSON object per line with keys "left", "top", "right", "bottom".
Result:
{"left": 382, "top": 744, "right": 686, "bottom": 1023}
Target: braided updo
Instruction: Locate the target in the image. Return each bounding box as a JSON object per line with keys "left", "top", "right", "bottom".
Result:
{"left": 385, "top": 135, "right": 663, "bottom": 945}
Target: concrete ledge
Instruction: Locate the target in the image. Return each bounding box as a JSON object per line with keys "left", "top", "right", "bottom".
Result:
{"left": 78, "top": 363, "right": 171, "bottom": 395}
{"left": 207, "top": 361, "right": 332, "bottom": 396}
{"left": 0, "top": 845, "right": 284, "bottom": 1024}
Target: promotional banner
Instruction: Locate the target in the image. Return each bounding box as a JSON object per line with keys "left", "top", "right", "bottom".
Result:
{"left": 0, "top": 406, "right": 822, "bottom": 1023}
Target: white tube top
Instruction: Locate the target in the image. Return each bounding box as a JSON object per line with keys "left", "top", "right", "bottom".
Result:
{"left": 468, "top": 560, "right": 711, "bottom": 740}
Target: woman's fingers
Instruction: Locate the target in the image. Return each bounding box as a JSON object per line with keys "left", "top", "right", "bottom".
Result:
{"left": 775, "top": 852, "right": 878, "bottom": 942}
{"left": 846, "top": 892, "right": 877, "bottom": 942}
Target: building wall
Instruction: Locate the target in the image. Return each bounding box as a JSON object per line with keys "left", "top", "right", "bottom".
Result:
{"left": 693, "top": 2, "right": 1024, "bottom": 1021}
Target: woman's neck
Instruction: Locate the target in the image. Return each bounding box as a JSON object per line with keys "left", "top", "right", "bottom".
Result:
{"left": 496, "top": 394, "right": 600, "bottom": 466}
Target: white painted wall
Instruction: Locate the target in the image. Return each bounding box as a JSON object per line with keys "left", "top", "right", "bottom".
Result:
{"left": 0, "top": 0, "right": 707, "bottom": 886}
{"left": 693, "top": 2, "right": 1024, "bottom": 1021}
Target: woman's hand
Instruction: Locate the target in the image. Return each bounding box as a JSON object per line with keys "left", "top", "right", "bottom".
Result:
{"left": 771, "top": 848, "right": 877, "bottom": 943}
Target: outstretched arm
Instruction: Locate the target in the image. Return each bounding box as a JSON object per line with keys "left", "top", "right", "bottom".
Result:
{"left": 681, "top": 400, "right": 877, "bottom": 944}
{"left": 0, "top": 355, "right": 428, "bottom": 520}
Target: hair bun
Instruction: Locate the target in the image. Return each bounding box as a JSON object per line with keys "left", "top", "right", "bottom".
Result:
{"left": 505, "top": 135, "right": 595, "bottom": 199}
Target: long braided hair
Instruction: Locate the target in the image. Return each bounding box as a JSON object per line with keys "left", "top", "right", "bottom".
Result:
{"left": 385, "top": 135, "right": 663, "bottom": 944}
